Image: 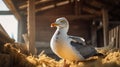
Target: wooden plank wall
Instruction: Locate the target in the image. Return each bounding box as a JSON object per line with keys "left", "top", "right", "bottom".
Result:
{"left": 109, "top": 25, "right": 120, "bottom": 48}
{"left": 36, "top": 17, "right": 91, "bottom": 42}
{"left": 36, "top": 4, "right": 91, "bottom": 43}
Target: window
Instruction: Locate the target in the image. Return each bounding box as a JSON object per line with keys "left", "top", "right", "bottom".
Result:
{"left": 0, "top": 0, "right": 18, "bottom": 42}
{"left": 0, "top": 0, "right": 9, "bottom": 11}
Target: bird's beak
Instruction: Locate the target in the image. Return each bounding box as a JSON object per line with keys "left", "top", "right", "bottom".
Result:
{"left": 51, "top": 23, "right": 59, "bottom": 27}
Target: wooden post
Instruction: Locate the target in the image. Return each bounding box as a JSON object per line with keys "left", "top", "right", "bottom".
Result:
{"left": 74, "top": 0, "right": 82, "bottom": 15}
{"left": 102, "top": 8, "right": 109, "bottom": 47}
{"left": 116, "top": 26, "right": 119, "bottom": 48}
{"left": 118, "top": 25, "right": 120, "bottom": 49}
{"left": 27, "top": 0, "right": 36, "bottom": 55}
{"left": 91, "top": 21, "right": 97, "bottom": 47}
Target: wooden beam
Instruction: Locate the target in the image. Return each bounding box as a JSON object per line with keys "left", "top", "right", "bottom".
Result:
{"left": 35, "top": 1, "right": 69, "bottom": 12}
{"left": 63, "top": 15, "right": 95, "bottom": 20}
{"left": 0, "top": 11, "right": 12, "bottom": 15}
{"left": 3, "top": 0, "right": 22, "bottom": 20}
{"left": 35, "top": 0, "right": 69, "bottom": 12}
{"left": 35, "top": 4, "right": 55, "bottom": 12}
{"left": 109, "top": 21, "right": 120, "bottom": 24}
{"left": 102, "top": 8, "right": 109, "bottom": 46}
{"left": 82, "top": 6, "right": 101, "bottom": 16}
{"left": 85, "top": 0, "right": 104, "bottom": 9}
{"left": 37, "top": 15, "right": 95, "bottom": 20}
{"left": 19, "top": 0, "right": 68, "bottom": 10}
{"left": 20, "top": 0, "right": 69, "bottom": 14}
{"left": 27, "top": 0, "right": 36, "bottom": 55}
{"left": 19, "top": 0, "right": 51, "bottom": 10}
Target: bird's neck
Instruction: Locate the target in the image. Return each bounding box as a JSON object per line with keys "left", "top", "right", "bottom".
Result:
{"left": 53, "top": 27, "right": 68, "bottom": 38}
{"left": 58, "top": 27, "right": 68, "bottom": 35}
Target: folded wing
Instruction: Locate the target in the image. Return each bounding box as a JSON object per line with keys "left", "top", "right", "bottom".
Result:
{"left": 70, "top": 41, "right": 98, "bottom": 59}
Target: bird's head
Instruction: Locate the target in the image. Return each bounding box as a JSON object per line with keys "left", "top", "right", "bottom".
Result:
{"left": 51, "top": 17, "right": 69, "bottom": 29}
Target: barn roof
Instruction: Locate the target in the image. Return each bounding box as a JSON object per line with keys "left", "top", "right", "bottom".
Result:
{"left": 3, "top": 0, "right": 120, "bottom": 21}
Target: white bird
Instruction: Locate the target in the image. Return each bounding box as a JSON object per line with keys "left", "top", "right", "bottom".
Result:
{"left": 50, "top": 17, "right": 102, "bottom": 61}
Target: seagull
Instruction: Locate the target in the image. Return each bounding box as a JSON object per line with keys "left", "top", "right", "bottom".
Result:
{"left": 50, "top": 17, "right": 102, "bottom": 62}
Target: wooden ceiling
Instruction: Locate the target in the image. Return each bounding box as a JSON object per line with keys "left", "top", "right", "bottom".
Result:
{"left": 3, "top": 0, "right": 120, "bottom": 21}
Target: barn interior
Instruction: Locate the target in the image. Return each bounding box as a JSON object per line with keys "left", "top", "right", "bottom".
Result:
{"left": 0, "top": 0, "right": 120, "bottom": 67}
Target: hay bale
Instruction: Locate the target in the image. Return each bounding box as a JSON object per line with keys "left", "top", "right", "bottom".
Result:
{"left": 0, "top": 54, "right": 10, "bottom": 67}
{"left": 0, "top": 31, "right": 14, "bottom": 45}
{"left": 0, "top": 43, "right": 120, "bottom": 67}
{"left": 2, "top": 43, "right": 35, "bottom": 67}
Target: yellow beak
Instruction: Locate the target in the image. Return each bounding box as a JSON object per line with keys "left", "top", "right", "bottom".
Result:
{"left": 51, "top": 23, "right": 59, "bottom": 27}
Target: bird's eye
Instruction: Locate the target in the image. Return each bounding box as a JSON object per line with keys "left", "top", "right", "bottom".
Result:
{"left": 60, "top": 20, "right": 65, "bottom": 23}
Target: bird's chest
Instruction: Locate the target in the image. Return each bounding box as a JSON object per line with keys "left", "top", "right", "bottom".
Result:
{"left": 52, "top": 38, "right": 68, "bottom": 53}
{"left": 50, "top": 32, "right": 83, "bottom": 61}
{"left": 51, "top": 39, "right": 81, "bottom": 61}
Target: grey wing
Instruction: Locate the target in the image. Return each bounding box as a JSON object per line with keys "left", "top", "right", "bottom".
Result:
{"left": 70, "top": 41, "right": 98, "bottom": 59}
{"left": 69, "top": 35, "right": 86, "bottom": 45}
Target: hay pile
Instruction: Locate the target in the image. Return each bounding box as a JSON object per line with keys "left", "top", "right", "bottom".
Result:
{"left": 0, "top": 43, "right": 120, "bottom": 67}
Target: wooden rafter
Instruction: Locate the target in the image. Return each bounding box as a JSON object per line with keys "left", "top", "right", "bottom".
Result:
{"left": 19, "top": 0, "right": 52, "bottom": 10}
{"left": 4, "top": 0, "right": 120, "bottom": 21}
{"left": 85, "top": 0, "right": 104, "bottom": 8}
{"left": 109, "top": 21, "right": 120, "bottom": 24}
{"left": 82, "top": 6, "right": 101, "bottom": 16}
{"left": 22, "top": 0, "right": 70, "bottom": 14}
{"left": 36, "top": 0, "right": 69, "bottom": 10}
{"left": 37, "top": 15, "right": 95, "bottom": 20}
{"left": 3, "top": 0, "right": 22, "bottom": 20}
{"left": 36, "top": 0, "right": 70, "bottom": 13}
{"left": 19, "top": 0, "right": 69, "bottom": 11}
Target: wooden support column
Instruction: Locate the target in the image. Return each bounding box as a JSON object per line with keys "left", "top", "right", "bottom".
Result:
{"left": 102, "top": 8, "right": 109, "bottom": 47}
{"left": 91, "top": 21, "right": 97, "bottom": 47}
{"left": 118, "top": 26, "right": 120, "bottom": 49}
{"left": 75, "top": 0, "right": 82, "bottom": 15}
{"left": 116, "top": 26, "right": 119, "bottom": 48}
{"left": 27, "top": 0, "right": 36, "bottom": 55}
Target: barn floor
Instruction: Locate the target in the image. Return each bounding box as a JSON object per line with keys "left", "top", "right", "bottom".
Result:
{"left": 0, "top": 43, "right": 120, "bottom": 67}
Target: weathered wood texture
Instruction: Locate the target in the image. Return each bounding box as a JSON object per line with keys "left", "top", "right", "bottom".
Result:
{"left": 102, "top": 8, "right": 109, "bottom": 47}
{"left": 91, "top": 23, "right": 97, "bottom": 47}
{"left": 109, "top": 25, "right": 120, "bottom": 48}
{"left": 3, "top": 0, "right": 22, "bottom": 20}
{"left": 27, "top": 0, "right": 36, "bottom": 55}
{"left": 35, "top": 4, "right": 91, "bottom": 43}
{"left": 75, "top": 0, "right": 82, "bottom": 15}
